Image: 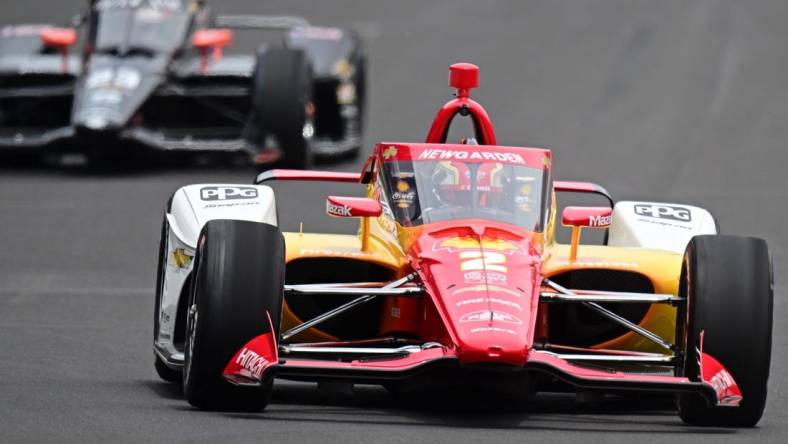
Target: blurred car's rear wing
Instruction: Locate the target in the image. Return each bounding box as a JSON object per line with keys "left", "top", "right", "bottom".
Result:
{"left": 214, "top": 15, "right": 310, "bottom": 30}
{"left": 554, "top": 180, "right": 614, "bottom": 207}
{"left": 255, "top": 169, "right": 361, "bottom": 184}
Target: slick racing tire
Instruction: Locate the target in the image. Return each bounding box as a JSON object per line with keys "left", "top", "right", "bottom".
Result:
{"left": 250, "top": 47, "right": 312, "bottom": 170}
{"left": 154, "top": 216, "right": 181, "bottom": 383}
{"left": 183, "top": 220, "right": 285, "bottom": 411}
{"left": 676, "top": 235, "right": 773, "bottom": 427}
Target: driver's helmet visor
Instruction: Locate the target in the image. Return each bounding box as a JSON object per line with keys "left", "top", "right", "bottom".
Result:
{"left": 379, "top": 146, "right": 551, "bottom": 231}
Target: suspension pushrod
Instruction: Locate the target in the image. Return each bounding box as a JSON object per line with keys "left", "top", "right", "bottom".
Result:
{"left": 543, "top": 279, "right": 675, "bottom": 352}
{"left": 281, "top": 274, "right": 418, "bottom": 341}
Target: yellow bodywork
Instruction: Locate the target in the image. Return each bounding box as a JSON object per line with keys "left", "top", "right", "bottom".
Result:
{"left": 280, "top": 186, "right": 683, "bottom": 354}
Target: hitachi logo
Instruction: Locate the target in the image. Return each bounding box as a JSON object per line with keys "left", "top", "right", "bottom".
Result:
{"left": 236, "top": 347, "right": 268, "bottom": 379}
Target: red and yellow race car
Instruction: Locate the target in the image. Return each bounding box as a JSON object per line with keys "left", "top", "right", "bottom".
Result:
{"left": 153, "top": 63, "right": 772, "bottom": 426}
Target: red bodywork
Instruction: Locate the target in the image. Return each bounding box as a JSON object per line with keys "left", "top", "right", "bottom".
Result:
{"left": 230, "top": 63, "right": 738, "bottom": 407}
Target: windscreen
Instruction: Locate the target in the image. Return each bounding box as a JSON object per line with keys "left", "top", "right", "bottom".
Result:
{"left": 93, "top": 1, "right": 191, "bottom": 55}
{"left": 380, "top": 157, "right": 550, "bottom": 232}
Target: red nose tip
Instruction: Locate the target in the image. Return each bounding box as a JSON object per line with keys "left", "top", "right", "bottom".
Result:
{"left": 449, "top": 63, "right": 479, "bottom": 95}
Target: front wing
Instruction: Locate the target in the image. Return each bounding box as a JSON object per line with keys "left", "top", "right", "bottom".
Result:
{"left": 223, "top": 332, "right": 740, "bottom": 407}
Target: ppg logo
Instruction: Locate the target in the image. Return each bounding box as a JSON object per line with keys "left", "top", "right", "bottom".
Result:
{"left": 200, "top": 186, "right": 258, "bottom": 201}
{"left": 634, "top": 204, "right": 692, "bottom": 222}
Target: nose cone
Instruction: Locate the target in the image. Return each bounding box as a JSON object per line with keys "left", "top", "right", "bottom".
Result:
{"left": 75, "top": 113, "right": 122, "bottom": 133}
{"left": 72, "top": 57, "right": 162, "bottom": 135}
{"left": 411, "top": 223, "right": 542, "bottom": 367}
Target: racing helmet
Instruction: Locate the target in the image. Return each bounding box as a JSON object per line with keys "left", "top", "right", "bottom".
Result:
{"left": 430, "top": 160, "right": 506, "bottom": 208}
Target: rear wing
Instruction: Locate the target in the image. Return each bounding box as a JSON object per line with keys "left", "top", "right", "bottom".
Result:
{"left": 255, "top": 169, "right": 361, "bottom": 184}
{"left": 214, "top": 15, "right": 310, "bottom": 30}
{"left": 554, "top": 181, "right": 614, "bottom": 207}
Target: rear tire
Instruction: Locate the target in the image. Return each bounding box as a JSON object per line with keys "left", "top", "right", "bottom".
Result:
{"left": 249, "top": 47, "right": 312, "bottom": 170}
{"left": 676, "top": 235, "right": 773, "bottom": 427}
{"left": 182, "top": 220, "right": 285, "bottom": 411}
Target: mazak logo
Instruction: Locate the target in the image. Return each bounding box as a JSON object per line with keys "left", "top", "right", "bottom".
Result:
{"left": 588, "top": 214, "right": 613, "bottom": 227}
{"left": 634, "top": 204, "right": 692, "bottom": 222}
{"left": 200, "top": 186, "right": 258, "bottom": 201}
{"left": 326, "top": 201, "right": 352, "bottom": 217}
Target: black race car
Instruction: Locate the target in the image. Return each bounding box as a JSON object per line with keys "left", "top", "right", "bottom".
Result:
{"left": 0, "top": 0, "right": 366, "bottom": 168}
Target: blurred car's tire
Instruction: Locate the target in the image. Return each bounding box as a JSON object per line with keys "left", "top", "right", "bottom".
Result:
{"left": 250, "top": 47, "right": 312, "bottom": 170}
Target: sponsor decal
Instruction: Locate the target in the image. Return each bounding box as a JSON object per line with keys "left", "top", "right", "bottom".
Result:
{"left": 453, "top": 285, "right": 522, "bottom": 298}
{"left": 460, "top": 310, "right": 523, "bottom": 324}
{"left": 463, "top": 270, "right": 508, "bottom": 284}
{"left": 1, "top": 25, "right": 44, "bottom": 37}
{"left": 299, "top": 248, "right": 373, "bottom": 258}
{"left": 588, "top": 214, "right": 613, "bottom": 227}
{"left": 709, "top": 368, "right": 736, "bottom": 396}
{"left": 291, "top": 26, "right": 344, "bottom": 41}
{"left": 470, "top": 326, "right": 517, "bottom": 335}
{"left": 200, "top": 186, "right": 258, "bottom": 201}
{"left": 459, "top": 250, "right": 508, "bottom": 273}
{"left": 336, "top": 83, "right": 357, "bottom": 105}
{"left": 326, "top": 201, "right": 352, "bottom": 217}
{"left": 434, "top": 235, "right": 524, "bottom": 255}
{"left": 95, "top": 0, "right": 183, "bottom": 11}
{"left": 418, "top": 149, "right": 527, "bottom": 165}
{"left": 382, "top": 146, "right": 398, "bottom": 160}
{"left": 391, "top": 179, "right": 416, "bottom": 208}
{"left": 456, "top": 297, "right": 523, "bottom": 311}
{"left": 202, "top": 201, "right": 260, "bottom": 209}
{"left": 634, "top": 204, "right": 692, "bottom": 222}
{"left": 86, "top": 67, "right": 142, "bottom": 91}
{"left": 452, "top": 284, "right": 487, "bottom": 295}
{"left": 557, "top": 259, "right": 639, "bottom": 268}
{"left": 235, "top": 347, "right": 269, "bottom": 379}
{"left": 171, "top": 248, "right": 192, "bottom": 269}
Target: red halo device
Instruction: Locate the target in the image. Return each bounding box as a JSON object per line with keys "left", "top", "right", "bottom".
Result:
{"left": 449, "top": 63, "right": 479, "bottom": 98}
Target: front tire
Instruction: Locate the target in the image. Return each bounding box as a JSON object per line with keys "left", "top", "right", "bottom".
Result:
{"left": 677, "top": 235, "right": 773, "bottom": 427}
{"left": 183, "top": 220, "right": 285, "bottom": 411}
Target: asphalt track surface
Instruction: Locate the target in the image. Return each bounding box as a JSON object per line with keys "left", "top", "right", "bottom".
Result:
{"left": 1, "top": 1, "right": 787, "bottom": 442}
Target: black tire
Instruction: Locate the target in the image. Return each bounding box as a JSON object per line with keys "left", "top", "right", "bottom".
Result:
{"left": 676, "top": 235, "right": 773, "bottom": 427}
{"left": 249, "top": 47, "right": 312, "bottom": 170}
{"left": 153, "top": 216, "right": 182, "bottom": 383}
{"left": 183, "top": 220, "right": 285, "bottom": 411}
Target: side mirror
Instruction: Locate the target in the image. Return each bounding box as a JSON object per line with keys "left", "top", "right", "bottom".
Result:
{"left": 40, "top": 27, "right": 78, "bottom": 72}
{"left": 40, "top": 27, "right": 78, "bottom": 48}
{"left": 326, "top": 196, "right": 382, "bottom": 218}
{"left": 192, "top": 28, "right": 234, "bottom": 50}
{"left": 192, "top": 29, "right": 234, "bottom": 73}
{"left": 561, "top": 206, "right": 613, "bottom": 262}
